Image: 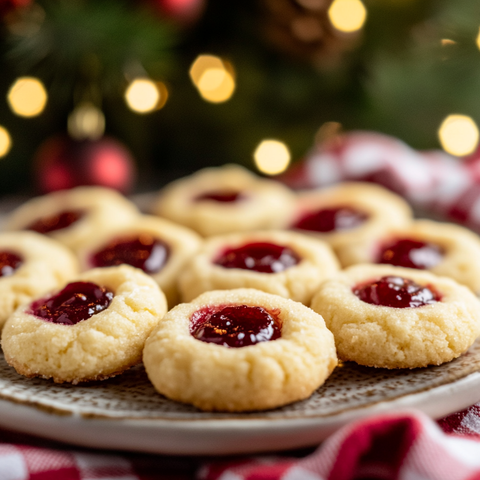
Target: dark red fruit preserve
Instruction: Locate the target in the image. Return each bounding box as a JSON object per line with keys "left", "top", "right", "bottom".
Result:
{"left": 190, "top": 305, "right": 281, "bottom": 348}
{"left": 293, "top": 206, "right": 368, "bottom": 233}
{"left": 91, "top": 234, "right": 170, "bottom": 274}
{"left": 377, "top": 238, "right": 444, "bottom": 270}
{"left": 0, "top": 251, "right": 22, "bottom": 277}
{"left": 28, "top": 210, "right": 84, "bottom": 234}
{"left": 214, "top": 242, "right": 300, "bottom": 273}
{"left": 30, "top": 281, "right": 113, "bottom": 325}
{"left": 353, "top": 275, "right": 440, "bottom": 308}
{"left": 194, "top": 190, "right": 244, "bottom": 203}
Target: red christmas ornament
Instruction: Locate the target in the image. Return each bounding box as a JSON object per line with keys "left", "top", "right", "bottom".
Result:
{"left": 149, "top": 0, "right": 205, "bottom": 24}
{"left": 33, "top": 136, "right": 136, "bottom": 194}
{"left": 0, "top": 0, "right": 31, "bottom": 16}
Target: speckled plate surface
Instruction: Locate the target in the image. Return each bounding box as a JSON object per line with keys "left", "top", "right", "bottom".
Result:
{"left": 0, "top": 338, "right": 480, "bottom": 455}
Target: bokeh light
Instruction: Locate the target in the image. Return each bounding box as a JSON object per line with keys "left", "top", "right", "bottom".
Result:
{"left": 0, "top": 126, "right": 12, "bottom": 158}
{"left": 190, "top": 55, "right": 236, "bottom": 103}
{"left": 68, "top": 102, "right": 105, "bottom": 140}
{"left": 7, "top": 77, "right": 48, "bottom": 117}
{"left": 476, "top": 28, "right": 480, "bottom": 50}
{"left": 328, "top": 0, "right": 367, "bottom": 33}
{"left": 125, "top": 78, "right": 160, "bottom": 113}
{"left": 438, "top": 114, "right": 479, "bottom": 156}
{"left": 254, "top": 140, "right": 291, "bottom": 175}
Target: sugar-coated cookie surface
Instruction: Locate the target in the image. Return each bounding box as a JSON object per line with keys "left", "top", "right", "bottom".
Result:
{"left": 2, "top": 265, "right": 167, "bottom": 384}
{"left": 0, "top": 231, "right": 78, "bottom": 329}
{"left": 291, "top": 183, "right": 413, "bottom": 266}
{"left": 76, "top": 215, "right": 202, "bottom": 307}
{"left": 310, "top": 264, "right": 480, "bottom": 369}
{"left": 152, "top": 164, "right": 296, "bottom": 237}
{"left": 178, "top": 230, "right": 340, "bottom": 305}
{"left": 338, "top": 219, "right": 480, "bottom": 294}
{"left": 4, "top": 186, "right": 139, "bottom": 252}
{"left": 143, "top": 288, "right": 337, "bottom": 411}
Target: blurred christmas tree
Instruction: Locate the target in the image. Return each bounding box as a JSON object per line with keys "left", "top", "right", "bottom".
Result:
{"left": 0, "top": 0, "right": 480, "bottom": 195}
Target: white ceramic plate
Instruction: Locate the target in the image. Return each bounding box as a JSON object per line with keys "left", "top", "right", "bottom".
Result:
{"left": 0, "top": 338, "right": 480, "bottom": 455}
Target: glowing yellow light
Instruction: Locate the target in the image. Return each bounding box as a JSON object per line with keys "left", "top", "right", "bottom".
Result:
{"left": 125, "top": 78, "right": 160, "bottom": 114}
{"left": 0, "top": 126, "right": 12, "bottom": 158}
{"left": 328, "top": 0, "right": 367, "bottom": 33}
{"left": 441, "top": 39, "right": 456, "bottom": 46}
{"left": 476, "top": 28, "right": 480, "bottom": 50}
{"left": 189, "top": 55, "right": 225, "bottom": 84}
{"left": 438, "top": 114, "right": 479, "bottom": 156}
{"left": 254, "top": 140, "right": 291, "bottom": 175}
{"left": 68, "top": 102, "right": 105, "bottom": 140}
{"left": 7, "top": 77, "right": 47, "bottom": 117}
{"left": 190, "top": 54, "right": 236, "bottom": 103}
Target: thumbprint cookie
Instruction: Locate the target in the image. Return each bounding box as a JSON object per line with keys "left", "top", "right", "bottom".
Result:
{"left": 152, "top": 164, "right": 296, "bottom": 237}
{"left": 4, "top": 186, "right": 139, "bottom": 252}
{"left": 2, "top": 265, "right": 167, "bottom": 384}
{"left": 143, "top": 288, "right": 337, "bottom": 411}
{"left": 337, "top": 219, "right": 480, "bottom": 295}
{"left": 178, "top": 230, "right": 340, "bottom": 305}
{"left": 290, "top": 182, "right": 413, "bottom": 266}
{"left": 310, "top": 264, "right": 480, "bottom": 369}
{"left": 77, "top": 215, "right": 202, "bottom": 307}
{"left": 0, "top": 231, "right": 78, "bottom": 329}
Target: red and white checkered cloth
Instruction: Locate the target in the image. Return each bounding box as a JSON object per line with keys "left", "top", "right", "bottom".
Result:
{"left": 280, "top": 131, "right": 480, "bottom": 233}
{"left": 3, "top": 404, "right": 480, "bottom": 479}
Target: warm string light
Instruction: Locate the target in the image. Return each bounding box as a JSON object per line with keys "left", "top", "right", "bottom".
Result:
{"left": 328, "top": 0, "right": 367, "bottom": 33}
{"left": 0, "top": 126, "right": 12, "bottom": 158}
{"left": 254, "top": 140, "right": 291, "bottom": 175}
{"left": 476, "top": 27, "right": 480, "bottom": 50}
{"left": 68, "top": 102, "right": 105, "bottom": 140}
{"left": 189, "top": 55, "right": 236, "bottom": 103}
{"left": 7, "top": 77, "right": 48, "bottom": 117}
{"left": 125, "top": 78, "right": 167, "bottom": 113}
{"left": 438, "top": 114, "right": 479, "bottom": 156}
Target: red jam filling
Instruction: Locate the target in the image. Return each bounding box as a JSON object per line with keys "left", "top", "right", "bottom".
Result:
{"left": 377, "top": 238, "right": 444, "bottom": 270}
{"left": 190, "top": 305, "right": 281, "bottom": 348}
{"left": 293, "top": 206, "right": 368, "bottom": 233}
{"left": 0, "top": 251, "right": 22, "bottom": 277}
{"left": 30, "top": 281, "right": 113, "bottom": 325}
{"left": 28, "top": 210, "right": 84, "bottom": 234}
{"left": 90, "top": 234, "right": 170, "bottom": 274}
{"left": 353, "top": 275, "right": 440, "bottom": 308}
{"left": 214, "top": 242, "right": 300, "bottom": 273}
{"left": 194, "top": 190, "right": 245, "bottom": 203}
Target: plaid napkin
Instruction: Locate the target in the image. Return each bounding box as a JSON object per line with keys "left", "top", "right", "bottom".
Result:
{"left": 2, "top": 405, "right": 480, "bottom": 479}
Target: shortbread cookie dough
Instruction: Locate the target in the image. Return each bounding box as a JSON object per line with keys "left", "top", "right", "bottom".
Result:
{"left": 337, "top": 219, "right": 480, "bottom": 294}
{"left": 2, "top": 265, "right": 167, "bottom": 384}
{"left": 310, "top": 264, "right": 480, "bottom": 369}
{"left": 152, "top": 164, "right": 296, "bottom": 236}
{"left": 143, "top": 288, "right": 337, "bottom": 411}
{"left": 4, "top": 186, "right": 139, "bottom": 252}
{"left": 178, "top": 230, "right": 340, "bottom": 305}
{"left": 77, "top": 215, "right": 202, "bottom": 307}
{"left": 0, "top": 231, "right": 78, "bottom": 330}
{"left": 290, "top": 183, "right": 413, "bottom": 266}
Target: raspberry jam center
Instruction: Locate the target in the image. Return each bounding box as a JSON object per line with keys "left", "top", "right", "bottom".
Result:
{"left": 28, "top": 210, "right": 84, "bottom": 234}
{"left": 0, "top": 251, "right": 22, "bottom": 277}
{"left": 91, "top": 234, "right": 170, "bottom": 274}
{"left": 377, "top": 238, "right": 444, "bottom": 270}
{"left": 195, "top": 190, "right": 244, "bottom": 203}
{"left": 353, "top": 275, "right": 440, "bottom": 308}
{"left": 30, "top": 281, "right": 113, "bottom": 325}
{"left": 190, "top": 305, "right": 281, "bottom": 348}
{"left": 293, "top": 206, "right": 368, "bottom": 233}
{"left": 214, "top": 242, "right": 300, "bottom": 273}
